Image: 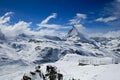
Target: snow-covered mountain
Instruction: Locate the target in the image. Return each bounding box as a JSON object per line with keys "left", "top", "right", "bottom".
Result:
{"left": 66, "top": 26, "right": 90, "bottom": 42}
{"left": 0, "top": 26, "right": 120, "bottom": 64}
{"left": 92, "top": 37, "right": 120, "bottom": 58}
{"left": 0, "top": 26, "right": 120, "bottom": 80}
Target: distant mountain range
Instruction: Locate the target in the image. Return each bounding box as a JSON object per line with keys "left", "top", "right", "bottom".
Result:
{"left": 0, "top": 26, "right": 120, "bottom": 66}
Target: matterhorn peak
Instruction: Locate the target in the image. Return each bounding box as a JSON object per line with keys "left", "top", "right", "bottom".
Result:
{"left": 67, "top": 25, "right": 79, "bottom": 37}
{"left": 66, "top": 25, "right": 90, "bottom": 42}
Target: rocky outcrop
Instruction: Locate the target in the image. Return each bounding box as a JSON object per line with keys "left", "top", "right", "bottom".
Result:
{"left": 22, "top": 65, "right": 63, "bottom": 80}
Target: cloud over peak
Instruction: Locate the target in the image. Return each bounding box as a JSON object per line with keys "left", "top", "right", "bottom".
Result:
{"left": 69, "top": 13, "right": 87, "bottom": 25}
{"left": 76, "top": 13, "right": 87, "bottom": 19}
{"left": 0, "top": 12, "right": 120, "bottom": 38}
{"left": 0, "top": 12, "right": 13, "bottom": 24}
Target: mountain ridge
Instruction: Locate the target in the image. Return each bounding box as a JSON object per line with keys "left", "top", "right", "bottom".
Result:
{"left": 0, "top": 26, "right": 120, "bottom": 65}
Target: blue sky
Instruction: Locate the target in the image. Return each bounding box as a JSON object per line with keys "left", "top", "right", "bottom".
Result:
{"left": 0, "top": 0, "right": 120, "bottom": 34}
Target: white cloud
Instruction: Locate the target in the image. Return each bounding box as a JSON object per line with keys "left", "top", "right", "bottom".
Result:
{"left": 0, "top": 12, "right": 72, "bottom": 37}
{"left": 1, "top": 21, "right": 32, "bottom": 38}
{"left": 96, "top": 16, "right": 117, "bottom": 22}
{"left": 4, "top": 12, "right": 13, "bottom": 16}
{"left": 76, "top": 13, "right": 87, "bottom": 19}
{"left": 37, "top": 13, "right": 60, "bottom": 29}
{"left": 97, "top": 0, "right": 120, "bottom": 26}
{"left": 114, "top": 0, "right": 120, "bottom": 17}
{"left": 74, "top": 24, "right": 86, "bottom": 32}
{"left": 104, "top": 30, "right": 120, "bottom": 38}
{"left": 38, "top": 29, "right": 57, "bottom": 36}
{"left": 69, "top": 13, "right": 87, "bottom": 33}
{"left": 1, "top": 19, "right": 57, "bottom": 37}
{"left": 38, "top": 24, "right": 60, "bottom": 29}
{"left": 117, "top": 0, "right": 120, "bottom": 2}
{"left": 69, "top": 13, "right": 87, "bottom": 25}
{"left": 0, "top": 12, "right": 13, "bottom": 24}
{"left": 102, "top": 0, "right": 120, "bottom": 18}
{"left": 89, "top": 30, "right": 120, "bottom": 38}
{"left": 0, "top": 12, "right": 61, "bottom": 37}
{"left": 41, "top": 13, "right": 57, "bottom": 24}
{"left": 37, "top": 13, "right": 71, "bottom": 31}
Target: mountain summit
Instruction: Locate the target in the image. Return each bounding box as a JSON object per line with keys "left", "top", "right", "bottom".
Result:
{"left": 67, "top": 25, "right": 90, "bottom": 42}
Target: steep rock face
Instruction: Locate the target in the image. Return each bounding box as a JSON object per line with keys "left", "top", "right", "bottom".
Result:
{"left": 21, "top": 65, "right": 63, "bottom": 80}
{"left": 66, "top": 26, "right": 90, "bottom": 42}
{"left": 0, "top": 29, "right": 5, "bottom": 42}
{"left": 34, "top": 47, "right": 61, "bottom": 63}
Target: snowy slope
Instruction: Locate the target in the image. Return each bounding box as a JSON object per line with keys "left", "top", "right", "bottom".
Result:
{"left": 18, "top": 54, "right": 120, "bottom": 80}
{"left": 0, "top": 64, "right": 34, "bottom": 80}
